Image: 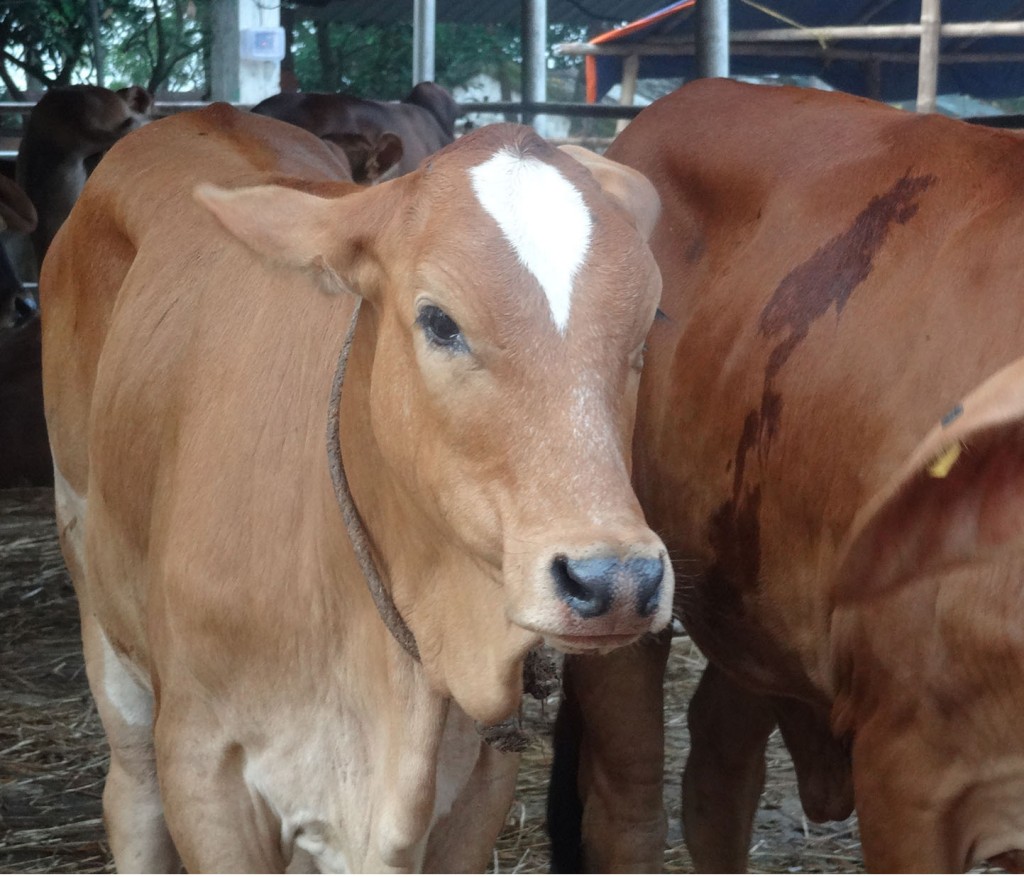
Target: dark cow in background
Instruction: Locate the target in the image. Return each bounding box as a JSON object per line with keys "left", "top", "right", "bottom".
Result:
{"left": 0, "top": 316, "right": 49, "bottom": 488}
{"left": 0, "top": 85, "right": 147, "bottom": 488}
{"left": 0, "top": 173, "right": 48, "bottom": 489}
{"left": 549, "top": 79, "right": 1024, "bottom": 872}
{"left": 0, "top": 174, "right": 38, "bottom": 328}
{"left": 16, "top": 84, "right": 152, "bottom": 269}
{"left": 252, "top": 82, "right": 459, "bottom": 183}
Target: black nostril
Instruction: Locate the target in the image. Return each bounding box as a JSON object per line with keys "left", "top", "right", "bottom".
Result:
{"left": 552, "top": 555, "right": 616, "bottom": 619}
{"left": 627, "top": 555, "right": 664, "bottom": 617}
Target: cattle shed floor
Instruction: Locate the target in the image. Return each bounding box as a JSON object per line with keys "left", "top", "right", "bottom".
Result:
{"left": 0, "top": 487, "right": 867, "bottom": 874}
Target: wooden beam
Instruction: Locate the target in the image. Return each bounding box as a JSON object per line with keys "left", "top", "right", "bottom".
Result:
{"left": 556, "top": 19, "right": 1024, "bottom": 55}
{"left": 556, "top": 40, "right": 1024, "bottom": 64}
{"left": 615, "top": 54, "right": 640, "bottom": 133}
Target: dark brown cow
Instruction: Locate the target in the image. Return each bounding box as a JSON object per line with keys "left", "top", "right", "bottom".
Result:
{"left": 41, "top": 104, "right": 672, "bottom": 872}
{"left": 549, "top": 79, "right": 1024, "bottom": 872}
{"left": 0, "top": 316, "right": 50, "bottom": 487}
{"left": 0, "top": 174, "right": 49, "bottom": 488}
{"left": 0, "top": 174, "right": 38, "bottom": 328}
{"left": 16, "top": 84, "right": 152, "bottom": 268}
{"left": 252, "top": 82, "right": 459, "bottom": 183}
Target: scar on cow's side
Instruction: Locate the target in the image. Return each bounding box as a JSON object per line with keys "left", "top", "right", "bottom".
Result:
{"left": 715, "top": 171, "right": 937, "bottom": 588}
{"left": 751, "top": 170, "right": 936, "bottom": 456}
{"left": 758, "top": 170, "right": 937, "bottom": 366}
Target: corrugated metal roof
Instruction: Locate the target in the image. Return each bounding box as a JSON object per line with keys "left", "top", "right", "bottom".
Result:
{"left": 293, "top": 0, "right": 657, "bottom": 27}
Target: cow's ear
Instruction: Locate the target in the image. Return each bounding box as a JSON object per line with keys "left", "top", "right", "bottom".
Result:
{"left": 193, "top": 178, "right": 396, "bottom": 298}
{"left": 322, "top": 131, "right": 404, "bottom": 184}
{"left": 833, "top": 357, "right": 1024, "bottom": 604}
{"left": 558, "top": 144, "right": 660, "bottom": 241}
{"left": 116, "top": 85, "right": 153, "bottom": 116}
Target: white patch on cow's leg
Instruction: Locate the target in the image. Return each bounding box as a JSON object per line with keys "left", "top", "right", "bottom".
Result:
{"left": 100, "top": 630, "right": 154, "bottom": 727}
{"left": 470, "top": 149, "right": 592, "bottom": 333}
{"left": 53, "top": 463, "right": 87, "bottom": 566}
{"left": 81, "top": 616, "right": 178, "bottom": 871}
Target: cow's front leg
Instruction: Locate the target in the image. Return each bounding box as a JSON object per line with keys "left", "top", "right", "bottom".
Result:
{"left": 682, "top": 663, "right": 775, "bottom": 872}
{"left": 155, "top": 704, "right": 287, "bottom": 873}
{"left": 422, "top": 740, "right": 520, "bottom": 871}
{"left": 851, "top": 721, "right": 964, "bottom": 873}
{"left": 549, "top": 632, "right": 672, "bottom": 872}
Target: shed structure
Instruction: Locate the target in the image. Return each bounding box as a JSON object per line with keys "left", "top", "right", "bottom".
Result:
{"left": 558, "top": 1, "right": 1024, "bottom": 113}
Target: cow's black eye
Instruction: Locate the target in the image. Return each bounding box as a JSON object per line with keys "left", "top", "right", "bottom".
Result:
{"left": 417, "top": 304, "right": 467, "bottom": 353}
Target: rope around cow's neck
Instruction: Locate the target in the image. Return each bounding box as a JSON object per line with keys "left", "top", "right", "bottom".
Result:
{"left": 326, "top": 299, "right": 559, "bottom": 753}
{"left": 326, "top": 299, "right": 421, "bottom": 661}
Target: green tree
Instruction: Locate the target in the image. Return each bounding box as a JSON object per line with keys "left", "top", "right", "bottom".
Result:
{"left": 103, "top": 0, "right": 205, "bottom": 93}
{"left": 0, "top": 0, "right": 208, "bottom": 98}
{"left": 0, "top": 0, "right": 91, "bottom": 96}
{"left": 289, "top": 16, "right": 583, "bottom": 100}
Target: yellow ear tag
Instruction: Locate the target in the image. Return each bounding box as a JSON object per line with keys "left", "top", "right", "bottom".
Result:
{"left": 927, "top": 443, "right": 961, "bottom": 479}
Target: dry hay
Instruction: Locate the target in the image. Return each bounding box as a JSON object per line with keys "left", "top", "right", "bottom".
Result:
{"left": 1, "top": 487, "right": 864, "bottom": 873}
{"left": 0, "top": 489, "right": 110, "bottom": 873}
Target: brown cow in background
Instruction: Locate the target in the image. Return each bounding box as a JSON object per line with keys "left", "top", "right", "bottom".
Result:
{"left": 549, "top": 79, "right": 1024, "bottom": 872}
{"left": 252, "top": 82, "right": 459, "bottom": 183}
{"left": 16, "top": 84, "right": 152, "bottom": 269}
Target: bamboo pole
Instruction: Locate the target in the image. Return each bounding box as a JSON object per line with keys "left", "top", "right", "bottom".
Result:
{"left": 555, "top": 41, "right": 1024, "bottom": 63}
{"left": 917, "top": 0, "right": 942, "bottom": 112}
{"left": 616, "top": 54, "right": 640, "bottom": 133}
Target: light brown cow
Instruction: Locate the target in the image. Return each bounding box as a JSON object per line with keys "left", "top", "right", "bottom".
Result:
{"left": 40, "top": 103, "right": 673, "bottom": 872}
{"left": 548, "top": 79, "right": 1024, "bottom": 872}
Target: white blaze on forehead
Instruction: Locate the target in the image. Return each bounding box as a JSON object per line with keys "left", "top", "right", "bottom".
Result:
{"left": 470, "top": 148, "right": 593, "bottom": 333}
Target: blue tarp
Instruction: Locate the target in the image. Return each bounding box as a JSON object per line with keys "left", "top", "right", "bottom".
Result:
{"left": 588, "top": 1, "right": 1024, "bottom": 104}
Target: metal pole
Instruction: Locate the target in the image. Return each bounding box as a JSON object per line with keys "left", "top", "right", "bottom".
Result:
{"left": 522, "top": 0, "right": 547, "bottom": 123}
{"left": 695, "top": 0, "right": 729, "bottom": 78}
{"left": 917, "top": 0, "right": 941, "bottom": 112}
{"left": 413, "top": 0, "right": 436, "bottom": 84}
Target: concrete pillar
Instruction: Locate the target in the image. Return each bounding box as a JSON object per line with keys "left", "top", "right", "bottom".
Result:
{"left": 695, "top": 0, "right": 729, "bottom": 78}
{"left": 210, "top": 0, "right": 282, "bottom": 104}
{"left": 413, "top": 0, "right": 436, "bottom": 84}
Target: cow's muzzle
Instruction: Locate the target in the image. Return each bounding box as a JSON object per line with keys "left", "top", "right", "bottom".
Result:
{"left": 552, "top": 553, "right": 664, "bottom": 619}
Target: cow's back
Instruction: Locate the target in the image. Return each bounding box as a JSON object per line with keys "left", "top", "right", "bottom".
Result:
{"left": 612, "top": 79, "right": 1024, "bottom": 696}
{"left": 41, "top": 104, "right": 352, "bottom": 497}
